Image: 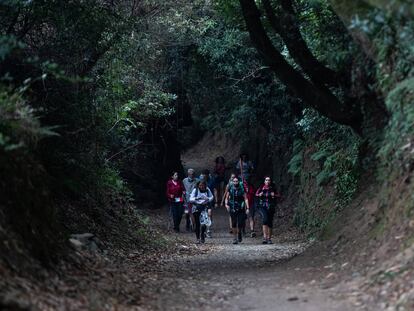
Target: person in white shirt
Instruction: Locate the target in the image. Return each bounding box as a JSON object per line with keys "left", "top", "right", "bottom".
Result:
{"left": 182, "top": 168, "right": 198, "bottom": 231}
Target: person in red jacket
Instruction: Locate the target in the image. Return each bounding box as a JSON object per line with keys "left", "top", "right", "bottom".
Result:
{"left": 166, "top": 171, "right": 185, "bottom": 232}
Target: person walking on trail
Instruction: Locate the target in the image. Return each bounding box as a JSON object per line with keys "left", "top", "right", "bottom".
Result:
{"left": 244, "top": 178, "right": 257, "bottom": 237}
{"left": 236, "top": 153, "right": 254, "bottom": 183}
{"left": 225, "top": 176, "right": 250, "bottom": 244}
{"left": 221, "top": 172, "right": 237, "bottom": 233}
{"left": 256, "top": 176, "right": 280, "bottom": 244}
{"left": 213, "top": 156, "right": 226, "bottom": 208}
{"left": 189, "top": 180, "right": 214, "bottom": 244}
{"left": 166, "top": 172, "right": 185, "bottom": 233}
{"left": 199, "top": 169, "right": 215, "bottom": 238}
{"left": 183, "top": 168, "right": 198, "bottom": 232}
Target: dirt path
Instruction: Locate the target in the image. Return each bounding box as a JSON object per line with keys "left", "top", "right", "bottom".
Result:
{"left": 144, "top": 207, "right": 353, "bottom": 311}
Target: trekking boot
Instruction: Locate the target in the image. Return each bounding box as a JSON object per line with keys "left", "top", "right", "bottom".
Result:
{"left": 206, "top": 231, "right": 212, "bottom": 238}
{"left": 262, "top": 238, "right": 268, "bottom": 244}
{"left": 267, "top": 239, "right": 273, "bottom": 244}
{"left": 229, "top": 229, "right": 233, "bottom": 234}
{"left": 233, "top": 239, "right": 238, "bottom": 245}
{"left": 196, "top": 239, "right": 201, "bottom": 244}
{"left": 251, "top": 231, "right": 256, "bottom": 238}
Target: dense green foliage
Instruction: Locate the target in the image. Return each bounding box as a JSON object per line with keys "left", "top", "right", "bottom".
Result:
{"left": 0, "top": 1, "right": 208, "bottom": 257}
{"left": 290, "top": 110, "right": 361, "bottom": 234}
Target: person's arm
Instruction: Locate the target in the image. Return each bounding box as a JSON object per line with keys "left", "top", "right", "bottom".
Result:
{"left": 180, "top": 181, "right": 186, "bottom": 201}
{"left": 189, "top": 188, "right": 196, "bottom": 203}
{"left": 255, "top": 186, "right": 263, "bottom": 197}
{"left": 166, "top": 181, "right": 173, "bottom": 199}
{"left": 224, "top": 192, "right": 230, "bottom": 211}
{"left": 221, "top": 184, "right": 229, "bottom": 206}
{"left": 207, "top": 188, "right": 214, "bottom": 203}
{"left": 244, "top": 193, "right": 250, "bottom": 211}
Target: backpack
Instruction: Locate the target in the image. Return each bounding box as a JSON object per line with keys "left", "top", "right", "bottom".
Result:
{"left": 228, "top": 183, "right": 245, "bottom": 212}
{"left": 258, "top": 186, "right": 276, "bottom": 210}
{"left": 194, "top": 187, "right": 211, "bottom": 198}
{"left": 192, "top": 187, "right": 212, "bottom": 212}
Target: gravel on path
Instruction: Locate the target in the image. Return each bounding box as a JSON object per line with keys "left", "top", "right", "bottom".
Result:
{"left": 145, "top": 207, "right": 354, "bottom": 311}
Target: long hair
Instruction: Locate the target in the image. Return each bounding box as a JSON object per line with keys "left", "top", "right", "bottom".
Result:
{"left": 259, "top": 176, "right": 275, "bottom": 191}
{"left": 197, "top": 180, "right": 207, "bottom": 189}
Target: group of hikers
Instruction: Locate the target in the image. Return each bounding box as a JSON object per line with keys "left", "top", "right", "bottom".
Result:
{"left": 166, "top": 154, "right": 281, "bottom": 245}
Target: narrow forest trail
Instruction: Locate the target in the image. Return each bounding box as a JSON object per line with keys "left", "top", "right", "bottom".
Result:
{"left": 144, "top": 137, "right": 354, "bottom": 310}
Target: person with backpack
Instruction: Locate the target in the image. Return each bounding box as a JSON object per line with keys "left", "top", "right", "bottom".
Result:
{"left": 183, "top": 168, "right": 198, "bottom": 232}
{"left": 224, "top": 176, "right": 250, "bottom": 244}
{"left": 166, "top": 171, "right": 185, "bottom": 233}
{"left": 189, "top": 180, "right": 214, "bottom": 244}
{"left": 221, "top": 172, "right": 237, "bottom": 233}
{"left": 256, "top": 176, "right": 280, "bottom": 244}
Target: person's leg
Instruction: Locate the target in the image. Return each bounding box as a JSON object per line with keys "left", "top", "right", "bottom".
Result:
{"left": 193, "top": 212, "right": 201, "bottom": 241}
{"left": 168, "top": 203, "right": 173, "bottom": 231}
{"left": 206, "top": 208, "right": 212, "bottom": 238}
{"left": 229, "top": 216, "right": 233, "bottom": 233}
{"left": 176, "top": 203, "right": 184, "bottom": 231}
{"left": 186, "top": 213, "right": 192, "bottom": 231}
{"left": 261, "top": 207, "right": 269, "bottom": 242}
{"left": 237, "top": 211, "right": 245, "bottom": 242}
{"left": 185, "top": 204, "right": 191, "bottom": 231}
{"left": 242, "top": 210, "right": 246, "bottom": 235}
{"left": 268, "top": 208, "right": 275, "bottom": 243}
{"left": 171, "top": 203, "right": 179, "bottom": 232}
{"left": 214, "top": 188, "right": 219, "bottom": 208}
{"left": 190, "top": 210, "right": 195, "bottom": 231}
{"left": 230, "top": 212, "right": 238, "bottom": 244}
{"left": 201, "top": 225, "right": 206, "bottom": 243}
{"left": 219, "top": 181, "right": 224, "bottom": 203}
{"left": 250, "top": 205, "right": 256, "bottom": 236}
{"left": 188, "top": 204, "right": 195, "bottom": 231}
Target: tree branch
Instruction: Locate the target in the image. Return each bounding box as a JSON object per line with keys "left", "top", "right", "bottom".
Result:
{"left": 239, "top": 0, "right": 362, "bottom": 131}
{"left": 262, "top": 0, "right": 339, "bottom": 87}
